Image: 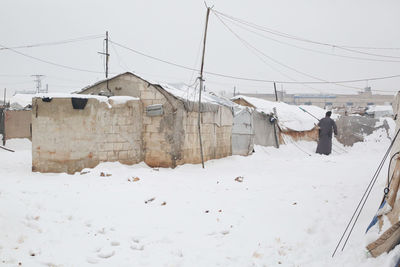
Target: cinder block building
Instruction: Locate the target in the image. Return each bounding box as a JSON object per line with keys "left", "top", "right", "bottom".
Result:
{"left": 32, "top": 95, "right": 142, "bottom": 173}
{"left": 32, "top": 72, "right": 233, "bottom": 173}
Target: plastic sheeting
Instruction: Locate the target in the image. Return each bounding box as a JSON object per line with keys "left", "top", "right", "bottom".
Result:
{"left": 232, "top": 107, "right": 254, "bottom": 156}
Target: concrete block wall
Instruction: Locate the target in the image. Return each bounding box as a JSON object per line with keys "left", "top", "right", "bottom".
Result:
{"left": 4, "top": 109, "right": 32, "bottom": 140}
{"left": 79, "top": 72, "right": 233, "bottom": 168}
{"left": 32, "top": 97, "right": 142, "bottom": 174}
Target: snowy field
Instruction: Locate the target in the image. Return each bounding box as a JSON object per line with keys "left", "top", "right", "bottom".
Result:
{"left": 1, "top": 130, "right": 399, "bottom": 267}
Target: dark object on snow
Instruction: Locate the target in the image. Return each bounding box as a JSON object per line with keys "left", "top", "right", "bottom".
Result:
{"left": 41, "top": 97, "right": 52, "bottom": 102}
{"left": 0, "top": 145, "right": 14, "bottom": 152}
{"left": 71, "top": 98, "right": 88, "bottom": 109}
{"left": 316, "top": 112, "right": 337, "bottom": 155}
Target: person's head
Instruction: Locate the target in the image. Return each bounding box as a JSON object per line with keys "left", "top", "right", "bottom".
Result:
{"left": 326, "top": 111, "right": 332, "bottom": 117}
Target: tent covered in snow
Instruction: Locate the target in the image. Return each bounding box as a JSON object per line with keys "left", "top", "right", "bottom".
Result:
{"left": 232, "top": 95, "right": 320, "bottom": 146}
{"left": 365, "top": 92, "right": 400, "bottom": 257}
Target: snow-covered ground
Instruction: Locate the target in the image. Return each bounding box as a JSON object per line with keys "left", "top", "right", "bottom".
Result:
{"left": 1, "top": 130, "right": 399, "bottom": 266}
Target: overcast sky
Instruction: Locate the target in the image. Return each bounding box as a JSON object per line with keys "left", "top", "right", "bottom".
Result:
{"left": 1, "top": 0, "right": 400, "bottom": 98}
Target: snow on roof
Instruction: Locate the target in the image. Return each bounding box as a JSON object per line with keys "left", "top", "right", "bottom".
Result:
{"left": 160, "top": 82, "right": 236, "bottom": 108}
{"left": 78, "top": 72, "right": 235, "bottom": 109}
{"left": 233, "top": 95, "right": 323, "bottom": 131}
{"left": 366, "top": 105, "right": 394, "bottom": 115}
{"left": 32, "top": 93, "right": 139, "bottom": 108}
{"left": 10, "top": 93, "right": 35, "bottom": 109}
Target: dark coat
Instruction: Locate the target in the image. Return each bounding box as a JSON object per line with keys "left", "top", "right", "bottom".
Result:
{"left": 316, "top": 117, "right": 337, "bottom": 155}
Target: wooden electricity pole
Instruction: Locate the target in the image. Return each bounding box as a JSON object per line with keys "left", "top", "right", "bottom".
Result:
{"left": 274, "top": 82, "right": 278, "bottom": 102}
{"left": 98, "top": 31, "right": 111, "bottom": 92}
{"left": 197, "top": 6, "right": 211, "bottom": 169}
{"left": 105, "top": 31, "right": 110, "bottom": 92}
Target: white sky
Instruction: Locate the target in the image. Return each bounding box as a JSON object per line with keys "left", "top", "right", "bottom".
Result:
{"left": 1, "top": 0, "right": 400, "bottom": 98}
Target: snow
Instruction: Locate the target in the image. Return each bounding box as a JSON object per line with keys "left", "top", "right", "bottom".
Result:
{"left": 9, "top": 93, "right": 139, "bottom": 109}
{"left": 1, "top": 130, "right": 399, "bottom": 266}
{"left": 160, "top": 82, "right": 235, "bottom": 108}
{"left": 366, "top": 105, "right": 394, "bottom": 118}
{"left": 109, "top": 96, "right": 139, "bottom": 104}
{"left": 367, "top": 105, "right": 393, "bottom": 113}
{"left": 9, "top": 94, "right": 35, "bottom": 109}
{"left": 233, "top": 95, "right": 332, "bottom": 131}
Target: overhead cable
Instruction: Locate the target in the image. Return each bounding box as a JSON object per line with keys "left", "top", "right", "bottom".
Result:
{"left": 0, "top": 34, "right": 104, "bottom": 51}
{"left": 0, "top": 43, "right": 105, "bottom": 74}
{"left": 109, "top": 40, "right": 400, "bottom": 84}
{"left": 213, "top": 11, "right": 362, "bottom": 92}
{"left": 214, "top": 10, "right": 400, "bottom": 60}
{"left": 217, "top": 13, "right": 400, "bottom": 63}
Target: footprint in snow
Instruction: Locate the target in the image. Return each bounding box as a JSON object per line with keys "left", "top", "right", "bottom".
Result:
{"left": 130, "top": 244, "right": 144, "bottom": 251}
{"left": 110, "top": 241, "right": 120, "bottom": 246}
{"left": 97, "top": 249, "right": 115, "bottom": 259}
{"left": 130, "top": 238, "right": 144, "bottom": 251}
{"left": 86, "top": 256, "right": 99, "bottom": 264}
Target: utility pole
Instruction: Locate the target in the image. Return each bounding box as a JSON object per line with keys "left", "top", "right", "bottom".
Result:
{"left": 197, "top": 6, "right": 211, "bottom": 169}
{"left": 98, "top": 31, "right": 110, "bottom": 92}
{"left": 31, "top": 75, "right": 45, "bottom": 93}
{"left": 2, "top": 88, "right": 5, "bottom": 146}
{"left": 273, "top": 82, "right": 278, "bottom": 102}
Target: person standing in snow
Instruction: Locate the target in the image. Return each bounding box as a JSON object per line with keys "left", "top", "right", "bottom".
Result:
{"left": 316, "top": 111, "right": 337, "bottom": 155}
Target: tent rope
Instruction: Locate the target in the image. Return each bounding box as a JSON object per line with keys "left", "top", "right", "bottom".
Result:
{"left": 332, "top": 127, "right": 400, "bottom": 257}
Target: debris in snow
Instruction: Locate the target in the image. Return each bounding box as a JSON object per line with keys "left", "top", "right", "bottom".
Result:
{"left": 145, "top": 197, "right": 155, "bottom": 204}
{"left": 292, "top": 202, "right": 297, "bottom": 205}
{"left": 218, "top": 209, "right": 222, "bottom": 213}
{"left": 130, "top": 244, "right": 144, "bottom": 251}
{"left": 80, "top": 171, "right": 90, "bottom": 175}
{"left": 205, "top": 210, "right": 210, "bottom": 213}
{"left": 234, "top": 176, "right": 244, "bottom": 182}
{"left": 97, "top": 250, "right": 115, "bottom": 259}
{"left": 221, "top": 230, "right": 230, "bottom": 235}
{"left": 161, "top": 201, "right": 167, "bottom": 206}
{"left": 252, "top": 252, "right": 262, "bottom": 258}
{"left": 128, "top": 177, "right": 140, "bottom": 182}
{"left": 100, "top": 172, "right": 112, "bottom": 177}
{"left": 110, "top": 241, "right": 120, "bottom": 246}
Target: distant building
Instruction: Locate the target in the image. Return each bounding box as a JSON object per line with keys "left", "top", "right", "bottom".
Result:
{"left": 242, "top": 87, "right": 395, "bottom": 109}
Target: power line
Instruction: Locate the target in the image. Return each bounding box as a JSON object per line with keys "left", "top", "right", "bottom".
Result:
{"left": 0, "top": 43, "right": 105, "bottom": 74}
{"left": 109, "top": 40, "right": 400, "bottom": 85}
{"left": 216, "top": 13, "right": 400, "bottom": 64}
{"left": 214, "top": 10, "right": 400, "bottom": 61}
{"left": 0, "top": 34, "right": 104, "bottom": 51}
{"left": 212, "top": 11, "right": 362, "bottom": 92}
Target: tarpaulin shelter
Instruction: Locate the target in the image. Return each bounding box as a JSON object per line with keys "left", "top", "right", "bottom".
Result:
{"left": 365, "top": 92, "right": 400, "bottom": 257}
{"left": 232, "top": 95, "right": 319, "bottom": 146}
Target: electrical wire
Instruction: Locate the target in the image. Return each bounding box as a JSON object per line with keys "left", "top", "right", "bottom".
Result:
{"left": 109, "top": 38, "right": 131, "bottom": 72}
{"left": 214, "top": 10, "right": 400, "bottom": 59}
{"left": 0, "top": 34, "right": 104, "bottom": 51}
{"left": 212, "top": 11, "right": 363, "bottom": 93}
{"left": 216, "top": 12, "right": 400, "bottom": 64}
{"left": 0, "top": 43, "right": 105, "bottom": 74}
{"left": 109, "top": 40, "right": 400, "bottom": 85}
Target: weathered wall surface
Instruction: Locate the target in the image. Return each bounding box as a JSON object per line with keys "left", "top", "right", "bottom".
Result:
{"left": 32, "top": 97, "right": 142, "bottom": 174}
{"left": 335, "top": 115, "right": 389, "bottom": 146}
{"left": 280, "top": 128, "right": 319, "bottom": 143}
{"left": 80, "top": 73, "right": 233, "bottom": 168}
{"left": 4, "top": 109, "right": 32, "bottom": 140}
{"left": 253, "top": 111, "right": 277, "bottom": 147}
{"left": 232, "top": 109, "right": 254, "bottom": 156}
